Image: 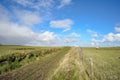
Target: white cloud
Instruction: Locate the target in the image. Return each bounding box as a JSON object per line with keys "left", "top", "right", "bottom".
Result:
{"left": 14, "top": 10, "right": 42, "bottom": 26}
{"left": 37, "top": 31, "right": 56, "bottom": 42}
{"left": 88, "top": 28, "right": 120, "bottom": 46}
{"left": 29, "top": 31, "right": 58, "bottom": 46}
{"left": 12, "top": 0, "right": 54, "bottom": 20}
{"left": 58, "top": 0, "right": 72, "bottom": 9}
{"left": 13, "top": 0, "right": 54, "bottom": 10}
{"left": 91, "top": 38, "right": 101, "bottom": 43}
{"left": 69, "top": 32, "right": 80, "bottom": 37}
{"left": 0, "top": 1, "right": 76, "bottom": 46}
{"left": 0, "top": 21, "right": 57, "bottom": 46}
{"left": 0, "top": 21, "right": 35, "bottom": 45}
{"left": 0, "top": 4, "right": 59, "bottom": 46}
{"left": 102, "top": 33, "right": 120, "bottom": 42}
{"left": 50, "top": 19, "right": 74, "bottom": 32}
{"left": 13, "top": 0, "right": 33, "bottom": 7}
{"left": 87, "top": 29, "right": 98, "bottom": 37}
{"left": 13, "top": 0, "right": 71, "bottom": 10}
{"left": 0, "top": 19, "right": 58, "bottom": 46}
{"left": 36, "top": 0, "right": 54, "bottom": 9}
{"left": 91, "top": 32, "right": 120, "bottom": 46}
{"left": 92, "top": 33, "right": 98, "bottom": 37}
{"left": 62, "top": 32, "right": 80, "bottom": 44}
{"left": 63, "top": 37, "right": 78, "bottom": 43}
{"left": 115, "top": 27, "right": 120, "bottom": 33}
{"left": 91, "top": 42, "right": 95, "bottom": 46}
{"left": 91, "top": 38, "right": 102, "bottom": 46}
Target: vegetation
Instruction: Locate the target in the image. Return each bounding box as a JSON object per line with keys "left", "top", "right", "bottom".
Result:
{"left": 83, "top": 47, "right": 120, "bottom": 80}
{"left": 0, "top": 46, "right": 70, "bottom": 80}
{"left": 0, "top": 45, "right": 66, "bottom": 74}
{"left": 50, "top": 47, "right": 87, "bottom": 80}
{"left": 48, "top": 47, "right": 120, "bottom": 80}
{"left": 0, "top": 46, "right": 120, "bottom": 80}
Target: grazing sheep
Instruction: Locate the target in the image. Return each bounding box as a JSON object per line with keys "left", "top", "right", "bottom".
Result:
{"left": 96, "top": 46, "right": 99, "bottom": 50}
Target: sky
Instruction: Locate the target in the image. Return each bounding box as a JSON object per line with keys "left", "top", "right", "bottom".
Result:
{"left": 0, "top": 0, "right": 120, "bottom": 46}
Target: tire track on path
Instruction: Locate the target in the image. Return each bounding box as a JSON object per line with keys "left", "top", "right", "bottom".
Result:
{"left": 49, "top": 47, "right": 89, "bottom": 80}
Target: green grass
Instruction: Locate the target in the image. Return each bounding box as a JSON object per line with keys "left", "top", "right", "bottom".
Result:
{"left": 50, "top": 47, "right": 86, "bottom": 80}
{"left": 51, "top": 47, "right": 120, "bottom": 80}
{"left": 83, "top": 47, "right": 120, "bottom": 80}
{"left": 0, "top": 46, "right": 70, "bottom": 80}
{"left": 0, "top": 45, "right": 65, "bottom": 74}
{"left": 0, "top": 45, "right": 55, "bottom": 56}
{"left": 0, "top": 46, "right": 119, "bottom": 80}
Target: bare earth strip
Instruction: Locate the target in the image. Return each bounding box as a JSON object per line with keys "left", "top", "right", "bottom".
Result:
{"left": 0, "top": 47, "right": 70, "bottom": 80}
{"left": 48, "top": 47, "right": 89, "bottom": 80}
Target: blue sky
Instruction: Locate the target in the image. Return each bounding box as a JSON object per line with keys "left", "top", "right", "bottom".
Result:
{"left": 0, "top": 0, "right": 120, "bottom": 46}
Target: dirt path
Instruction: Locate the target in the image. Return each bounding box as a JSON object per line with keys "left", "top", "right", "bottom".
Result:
{"left": 48, "top": 47, "right": 89, "bottom": 80}
{"left": 0, "top": 47, "right": 70, "bottom": 80}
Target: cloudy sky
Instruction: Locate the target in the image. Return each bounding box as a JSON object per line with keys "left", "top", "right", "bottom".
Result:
{"left": 0, "top": 0, "right": 120, "bottom": 46}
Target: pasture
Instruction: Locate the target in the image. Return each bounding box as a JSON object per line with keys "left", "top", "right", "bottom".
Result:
{"left": 0, "top": 46, "right": 120, "bottom": 80}
{"left": 0, "top": 45, "right": 68, "bottom": 75}
{"left": 83, "top": 47, "right": 120, "bottom": 80}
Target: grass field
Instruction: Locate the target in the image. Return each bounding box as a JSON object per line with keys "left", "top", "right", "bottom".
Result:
{"left": 0, "top": 46, "right": 120, "bottom": 80}
{"left": 0, "top": 45, "right": 69, "bottom": 75}
{"left": 83, "top": 47, "right": 120, "bottom": 80}
{"left": 0, "top": 45, "right": 55, "bottom": 56}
